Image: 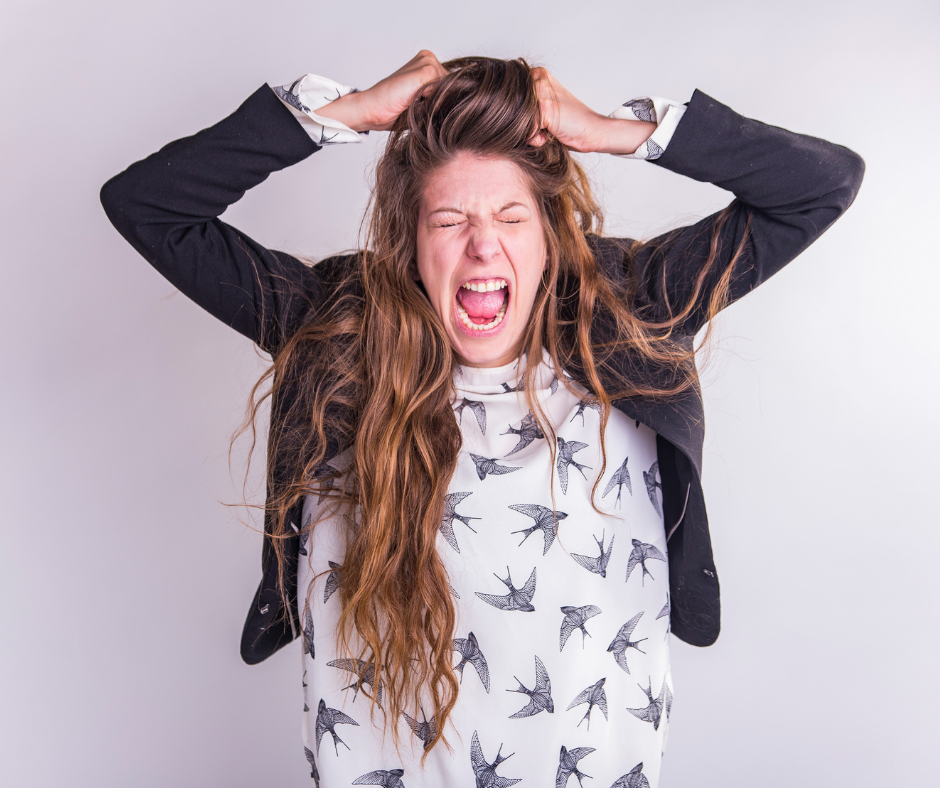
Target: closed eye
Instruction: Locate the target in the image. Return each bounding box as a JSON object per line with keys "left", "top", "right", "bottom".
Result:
{"left": 435, "top": 219, "right": 523, "bottom": 228}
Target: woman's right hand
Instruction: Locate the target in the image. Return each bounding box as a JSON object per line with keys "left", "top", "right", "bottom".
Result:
{"left": 317, "top": 50, "right": 449, "bottom": 133}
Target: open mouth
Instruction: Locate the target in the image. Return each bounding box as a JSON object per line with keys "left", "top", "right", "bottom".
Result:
{"left": 454, "top": 278, "right": 510, "bottom": 334}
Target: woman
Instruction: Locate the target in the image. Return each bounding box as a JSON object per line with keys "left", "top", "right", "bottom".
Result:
{"left": 100, "top": 51, "right": 864, "bottom": 786}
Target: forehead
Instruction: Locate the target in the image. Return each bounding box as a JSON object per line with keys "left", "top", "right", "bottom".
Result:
{"left": 419, "top": 152, "right": 535, "bottom": 214}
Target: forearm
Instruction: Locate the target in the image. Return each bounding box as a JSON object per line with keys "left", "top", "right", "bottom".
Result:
{"left": 592, "top": 115, "right": 658, "bottom": 155}
{"left": 313, "top": 90, "right": 374, "bottom": 133}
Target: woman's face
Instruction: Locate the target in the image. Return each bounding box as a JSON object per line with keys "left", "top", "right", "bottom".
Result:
{"left": 413, "top": 152, "right": 548, "bottom": 368}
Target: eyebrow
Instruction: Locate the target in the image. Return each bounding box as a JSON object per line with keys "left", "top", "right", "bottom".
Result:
{"left": 428, "top": 201, "right": 528, "bottom": 216}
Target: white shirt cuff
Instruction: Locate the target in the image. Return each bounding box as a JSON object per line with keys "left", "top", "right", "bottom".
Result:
{"left": 271, "top": 74, "right": 370, "bottom": 146}
{"left": 607, "top": 96, "right": 687, "bottom": 160}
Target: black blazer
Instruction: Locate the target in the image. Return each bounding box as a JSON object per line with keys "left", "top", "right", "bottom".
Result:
{"left": 100, "top": 83, "right": 864, "bottom": 664}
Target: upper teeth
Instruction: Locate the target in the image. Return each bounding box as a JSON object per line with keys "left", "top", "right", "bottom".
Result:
{"left": 461, "top": 279, "right": 508, "bottom": 292}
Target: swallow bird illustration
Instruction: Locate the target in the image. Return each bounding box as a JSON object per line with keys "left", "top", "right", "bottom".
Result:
{"left": 507, "top": 655, "right": 554, "bottom": 718}
{"left": 566, "top": 677, "right": 608, "bottom": 731}
{"left": 569, "top": 398, "right": 602, "bottom": 425}
{"left": 625, "top": 539, "right": 667, "bottom": 585}
{"left": 571, "top": 530, "right": 615, "bottom": 577}
{"left": 508, "top": 504, "right": 567, "bottom": 555}
{"left": 556, "top": 745, "right": 595, "bottom": 788}
{"left": 402, "top": 708, "right": 438, "bottom": 751}
{"left": 352, "top": 769, "right": 406, "bottom": 787}
{"left": 601, "top": 456, "right": 632, "bottom": 507}
{"left": 626, "top": 677, "right": 671, "bottom": 731}
{"left": 323, "top": 561, "right": 342, "bottom": 603}
{"left": 315, "top": 698, "right": 359, "bottom": 756}
{"left": 475, "top": 566, "right": 538, "bottom": 612}
{"left": 273, "top": 77, "right": 313, "bottom": 113}
{"left": 440, "top": 491, "right": 482, "bottom": 552}
{"left": 455, "top": 397, "right": 487, "bottom": 434}
{"left": 291, "top": 512, "right": 311, "bottom": 556}
{"left": 303, "top": 603, "right": 315, "bottom": 659}
{"left": 470, "top": 453, "right": 523, "bottom": 481}
{"left": 643, "top": 461, "right": 663, "bottom": 517}
{"left": 611, "top": 763, "right": 650, "bottom": 788}
{"left": 656, "top": 599, "right": 670, "bottom": 639}
{"left": 559, "top": 604, "right": 602, "bottom": 651}
{"left": 501, "top": 379, "right": 524, "bottom": 393}
{"left": 623, "top": 98, "right": 655, "bottom": 122}
{"left": 303, "top": 746, "right": 320, "bottom": 786}
{"left": 452, "top": 631, "right": 491, "bottom": 692}
{"left": 607, "top": 612, "right": 647, "bottom": 674}
{"left": 326, "top": 658, "right": 384, "bottom": 705}
{"left": 502, "top": 412, "right": 545, "bottom": 456}
{"left": 556, "top": 437, "right": 592, "bottom": 494}
{"left": 470, "top": 730, "right": 521, "bottom": 788}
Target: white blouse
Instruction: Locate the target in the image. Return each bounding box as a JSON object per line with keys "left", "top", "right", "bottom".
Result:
{"left": 296, "top": 349, "right": 672, "bottom": 787}
{"left": 271, "top": 73, "right": 687, "bottom": 160}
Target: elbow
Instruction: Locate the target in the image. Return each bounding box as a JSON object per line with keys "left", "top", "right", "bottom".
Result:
{"left": 835, "top": 146, "right": 866, "bottom": 214}
{"left": 99, "top": 173, "right": 128, "bottom": 233}
{"left": 848, "top": 149, "right": 866, "bottom": 204}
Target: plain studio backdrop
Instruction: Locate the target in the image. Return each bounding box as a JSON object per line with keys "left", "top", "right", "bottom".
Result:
{"left": 2, "top": 0, "right": 937, "bottom": 785}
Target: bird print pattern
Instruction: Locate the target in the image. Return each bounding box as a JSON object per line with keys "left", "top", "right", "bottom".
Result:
{"left": 509, "top": 503, "right": 566, "bottom": 555}
{"left": 622, "top": 98, "right": 655, "bottom": 123}
{"left": 440, "top": 492, "right": 481, "bottom": 553}
{"left": 453, "top": 631, "right": 491, "bottom": 692}
{"left": 643, "top": 462, "right": 663, "bottom": 518}
{"left": 567, "top": 677, "right": 608, "bottom": 730}
{"left": 455, "top": 397, "right": 487, "bottom": 434}
{"left": 297, "top": 347, "right": 672, "bottom": 785}
{"left": 471, "top": 730, "right": 522, "bottom": 787}
{"left": 602, "top": 456, "right": 632, "bottom": 508}
{"left": 608, "top": 612, "right": 648, "bottom": 674}
{"left": 559, "top": 604, "right": 603, "bottom": 651}
{"left": 611, "top": 763, "right": 651, "bottom": 788}
{"left": 556, "top": 745, "right": 595, "bottom": 787}
{"left": 352, "top": 769, "right": 406, "bottom": 787}
{"left": 556, "top": 437, "right": 592, "bottom": 494}
{"left": 507, "top": 655, "right": 554, "bottom": 718}
{"left": 315, "top": 698, "right": 359, "bottom": 755}
{"left": 571, "top": 530, "right": 615, "bottom": 578}
{"left": 402, "top": 709, "right": 439, "bottom": 751}
{"left": 323, "top": 561, "right": 341, "bottom": 603}
{"left": 475, "top": 566, "right": 538, "bottom": 612}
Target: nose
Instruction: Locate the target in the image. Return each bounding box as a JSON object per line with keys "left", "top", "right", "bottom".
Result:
{"left": 467, "top": 221, "right": 502, "bottom": 264}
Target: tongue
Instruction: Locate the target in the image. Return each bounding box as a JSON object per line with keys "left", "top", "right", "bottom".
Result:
{"left": 457, "top": 287, "right": 507, "bottom": 321}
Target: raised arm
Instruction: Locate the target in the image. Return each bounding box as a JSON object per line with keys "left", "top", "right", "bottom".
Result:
{"left": 600, "top": 89, "right": 866, "bottom": 335}
{"left": 99, "top": 82, "right": 333, "bottom": 356}
{"left": 99, "top": 51, "right": 448, "bottom": 356}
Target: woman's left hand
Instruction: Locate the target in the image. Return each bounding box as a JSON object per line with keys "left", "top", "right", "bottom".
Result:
{"left": 529, "top": 68, "right": 657, "bottom": 156}
{"left": 529, "top": 67, "right": 609, "bottom": 153}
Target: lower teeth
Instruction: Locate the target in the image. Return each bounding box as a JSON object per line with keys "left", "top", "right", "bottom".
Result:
{"left": 457, "top": 304, "right": 506, "bottom": 331}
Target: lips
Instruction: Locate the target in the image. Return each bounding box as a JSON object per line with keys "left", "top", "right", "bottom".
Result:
{"left": 453, "top": 279, "right": 511, "bottom": 337}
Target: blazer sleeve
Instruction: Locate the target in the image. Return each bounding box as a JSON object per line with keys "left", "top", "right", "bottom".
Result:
{"left": 605, "top": 88, "right": 866, "bottom": 336}
{"left": 99, "top": 83, "right": 333, "bottom": 356}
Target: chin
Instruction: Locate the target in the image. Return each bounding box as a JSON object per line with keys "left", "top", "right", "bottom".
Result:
{"left": 452, "top": 336, "right": 519, "bottom": 368}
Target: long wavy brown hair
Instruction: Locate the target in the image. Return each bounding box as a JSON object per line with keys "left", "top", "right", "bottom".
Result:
{"left": 232, "top": 55, "right": 751, "bottom": 758}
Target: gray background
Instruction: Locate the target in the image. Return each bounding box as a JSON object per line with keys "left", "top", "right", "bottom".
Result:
{"left": 2, "top": 0, "right": 937, "bottom": 785}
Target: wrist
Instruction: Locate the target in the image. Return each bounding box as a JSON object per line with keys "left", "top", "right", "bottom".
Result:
{"left": 593, "top": 115, "right": 658, "bottom": 156}
{"left": 315, "top": 90, "right": 372, "bottom": 133}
